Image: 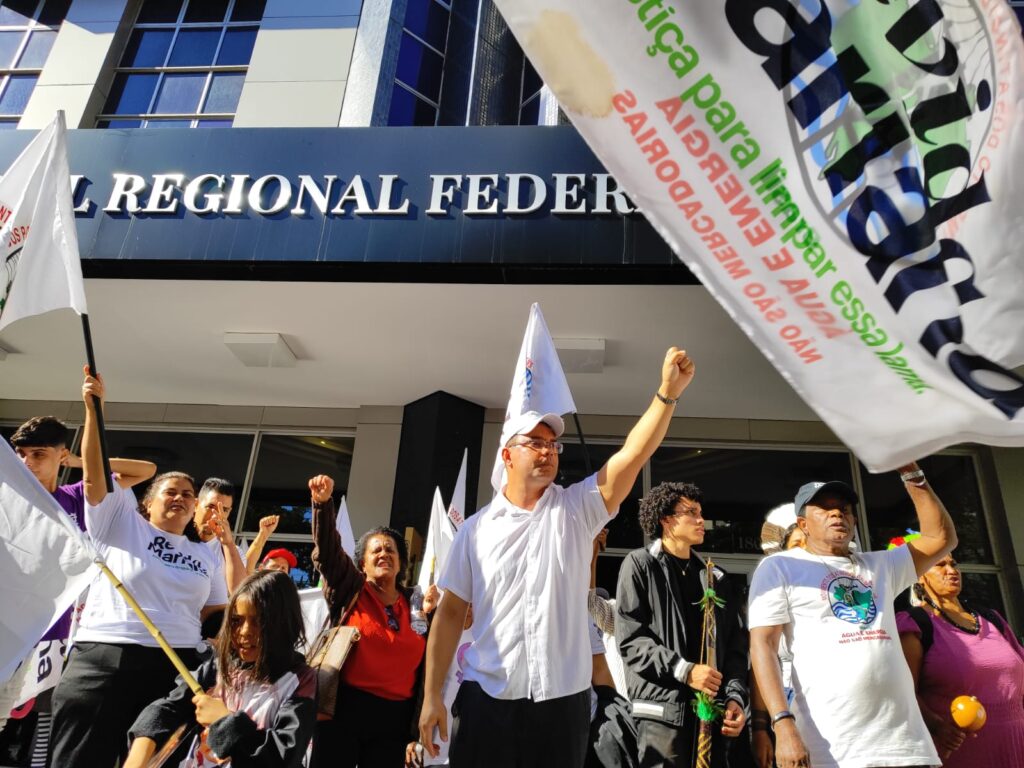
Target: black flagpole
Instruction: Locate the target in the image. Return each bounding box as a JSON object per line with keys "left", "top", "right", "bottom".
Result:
{"left": 571, "top": 412, "right": 593, "bottom": 476}
{"left": 81, "top": 314, "right": 113, "bottom": 493}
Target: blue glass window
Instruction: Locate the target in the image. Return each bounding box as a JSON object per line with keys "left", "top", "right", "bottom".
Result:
{"left": 167, "top": 27, "right": 221, "bottom": 66}
{"left": 197, "top": 118, "right": 232, "bottom": 127}
{"left": 95, "top": 119, "right": 142, "bottom": 128}
{"left": 216, "top": 26, "right": 257, "bottom": 66}
{"left": 137, "top": 0, "right": 184, "bottom": 24}
{"left": 396, "top": 32, "right": 443, "bottom": 103}
{"left": 522, "top": 61, "right": 542, "bottom": 102}
{"left": 144, "top": 118, "right": 193, "bottom": 128}
{"left": 17, "top": 29, "right": 55, "bottom": 68}
{"left": 153, "top": 72, "right": 206, "bottom": 113}
{"left": 0, "top": 31, "right": 21, "bottom": 67}
{"left": 405, "top": 0, "right": 449, "bottom": 53}
{"left": 230, "top": 0, "right": 266, "bottom": 22}
{"left": 519, "top": 96, "right": 540, "bottom": 126}
{"left": 121, "top": 28, "right": 173, "bottom": 67}
{"left": 0, "top": 120, "right": 17, "bottom": 128}
{"left": 0, "top": 74, "right": 37, "bottom": 114}
{"left": 389, "top": 83, "right": 437, "bottom": 127}
{"left": 184, "top": 0, "right": 228, "bottom": 23}
{"left": 0, "top": 1, "right": 36, "bottom": 26}
{"left": 38, "top": 0, "right": 71, "bottom": 27}
{"left": 104, "top": 72, "right": 159, "bottom": 114}
{"left": 202, "top": 72, "right": 243, "bottom": 113}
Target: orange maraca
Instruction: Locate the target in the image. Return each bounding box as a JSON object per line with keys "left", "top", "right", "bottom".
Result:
{"left": 950, "top": 695, "right": 987, "bottom": 732}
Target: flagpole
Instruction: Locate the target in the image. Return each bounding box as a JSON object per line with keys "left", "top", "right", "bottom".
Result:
{"left": 571, "top": 413, "right": 593, "bottom": 476}
{"left": 80, "top": 314, "right": 113, "bottom": 493}
{"left": 94, "top": 560, "right": 202, "bottom": 694}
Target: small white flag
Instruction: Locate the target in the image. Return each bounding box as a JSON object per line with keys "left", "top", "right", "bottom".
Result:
{"left": 0, "top": 111, "right": 87, "bottom": 332}
{"left": 336, "top": 495, "right": 356, "bottom": 556}
{"left": 491, "top": 303, "right": 576, "bottom": 490}
{"left": 0, "top": 439, "right": 96, "bottom": 683}
{"left": 448, "top": 448, "right": 468, "bottom": 530}
{"left": 418, "top": 487, "right": 454, "bottom": 592}
{"left": 297, "top": 587, "right": 330, "bottom": 653}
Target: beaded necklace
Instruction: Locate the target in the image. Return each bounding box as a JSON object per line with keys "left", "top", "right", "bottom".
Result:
{"left": 922, "top": 593, "right": 980, "bottom": 635}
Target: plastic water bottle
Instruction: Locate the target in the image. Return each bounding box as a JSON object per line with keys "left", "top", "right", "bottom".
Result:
{"left": 410, "top": 586, "right": 428, "bottom": 635}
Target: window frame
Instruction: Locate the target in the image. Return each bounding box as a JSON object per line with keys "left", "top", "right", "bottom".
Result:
{"left": 0, "top": 0, "right": 68, "bottom": 127}
{"left": 95, "top": 0, "right": 262, "bottom": 128}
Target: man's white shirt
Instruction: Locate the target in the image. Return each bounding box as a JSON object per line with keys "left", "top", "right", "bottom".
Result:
{"left": 439, "top": 474, "right": 615, "bottom": 701}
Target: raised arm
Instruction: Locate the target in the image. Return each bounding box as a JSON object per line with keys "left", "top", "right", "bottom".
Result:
{"left": 81, "top": 365, "right": 107, "bottom": 506}
{"left": 899, "top": 461, "right": 958, "bottom": 576}
{"left": 597, "top": 347, "right": 695, "bottom": 513}
{"left": 63, "top": 453, "right": 157, "bottom": 489}
{"left": 245, "top": 515, "right": 279, "bottom": 574}
{"left": 308, "top": 475, "right": 362, "bottom": 619}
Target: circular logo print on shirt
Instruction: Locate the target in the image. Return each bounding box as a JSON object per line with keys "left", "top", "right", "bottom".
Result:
{"left": 826, "top": 576, "right": 877, "bottom": 626}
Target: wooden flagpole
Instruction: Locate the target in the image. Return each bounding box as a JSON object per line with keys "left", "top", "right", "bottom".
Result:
{"left": 94, "top": 560, "right": 202, "bottom": 694}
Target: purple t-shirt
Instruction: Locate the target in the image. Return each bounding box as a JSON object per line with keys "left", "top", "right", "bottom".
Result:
{"left": 40, "top": 481, "right": 87, "bottom": 642}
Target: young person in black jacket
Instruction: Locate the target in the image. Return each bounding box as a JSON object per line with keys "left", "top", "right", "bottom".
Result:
{"left": 615, "top": 482, "right": 748, "bottom": 768}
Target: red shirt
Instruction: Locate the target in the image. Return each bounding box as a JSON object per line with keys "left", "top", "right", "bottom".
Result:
{"left": 340, "top": 583, "right": 426, "bottom": 701}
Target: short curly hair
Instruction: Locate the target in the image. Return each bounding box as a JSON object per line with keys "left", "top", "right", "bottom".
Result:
{"left": 638, "top": 481, "right": 703, "bottom": 538}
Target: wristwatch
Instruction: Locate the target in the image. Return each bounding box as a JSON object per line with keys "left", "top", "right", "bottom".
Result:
{"left": 655, "top": 392, "right": 678, "bottom": 405}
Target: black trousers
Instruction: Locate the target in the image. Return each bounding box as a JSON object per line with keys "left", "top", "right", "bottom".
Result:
{"left": 637, "top": 718, "right": 732, "bottom": 768}
{"left": 310, "top": 684, "right": 414, "bottom": 768}
{"left": 49, "top": 642, "right": 200, "bottom": 768}
{"left": 450, "top": 681, "right": 591, "bottom": 768}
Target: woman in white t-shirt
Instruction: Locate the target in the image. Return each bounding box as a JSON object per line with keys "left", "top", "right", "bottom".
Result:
{"left": 49, "top": 367, "right": 229, "bottom": 768}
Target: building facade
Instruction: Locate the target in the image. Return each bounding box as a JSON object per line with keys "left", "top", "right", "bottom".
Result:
{"left": 0, "top": 0, "right": 1022, "bottom": 630}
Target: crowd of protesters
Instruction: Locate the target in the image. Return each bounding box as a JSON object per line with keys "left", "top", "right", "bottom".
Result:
{"left": 3, "top": 353, "right": 1023, "bottom": 768}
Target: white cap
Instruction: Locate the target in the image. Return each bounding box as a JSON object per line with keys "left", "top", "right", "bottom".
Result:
{"left": 499, "top": 410, "right": 565, "bottom": 447}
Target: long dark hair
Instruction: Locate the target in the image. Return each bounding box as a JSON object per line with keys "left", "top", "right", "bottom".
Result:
{"left": 215, "top": 570, "right": 305, "bottom": 684}
{"left": 138, "top": 471, "right": 201, "bottom": 542}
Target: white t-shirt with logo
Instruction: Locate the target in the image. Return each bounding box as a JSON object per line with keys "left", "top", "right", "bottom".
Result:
{"left": 748, "top": 546, "right": 939, "bottom": 768}
{"left": 77, "top": 486, "right": 229, "bottom": 648}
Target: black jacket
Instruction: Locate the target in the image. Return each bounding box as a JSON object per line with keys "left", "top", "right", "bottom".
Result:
{"left": 615, "top": 541, "right": 748, "bottom": 727}
{"left": 128, "top": 653, "right": 316, "bottom": 768}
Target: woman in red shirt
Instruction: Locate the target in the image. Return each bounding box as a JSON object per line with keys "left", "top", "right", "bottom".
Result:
{"left": 308, "top": 474, "right": 428, "bottom": 768}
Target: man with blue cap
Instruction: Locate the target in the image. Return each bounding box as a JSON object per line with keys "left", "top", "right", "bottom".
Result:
{"left": 748, "top": 463, "right": 957, "bottom": 768}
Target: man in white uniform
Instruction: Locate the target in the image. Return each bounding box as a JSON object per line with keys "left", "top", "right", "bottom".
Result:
{"left": 748, "top": 464, "right": 956, "bottom": 768}
{"left": 419, "top": 347, "right": 696, "bottom": 768}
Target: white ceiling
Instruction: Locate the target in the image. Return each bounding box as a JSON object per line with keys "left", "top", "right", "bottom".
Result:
{"left": 0, "top": 279, "right": 816, "bottom": 421}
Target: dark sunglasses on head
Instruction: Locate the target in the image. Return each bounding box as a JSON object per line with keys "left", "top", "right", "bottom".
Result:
{"left": 384, "top": 604, "right": 399, "bottom": 632}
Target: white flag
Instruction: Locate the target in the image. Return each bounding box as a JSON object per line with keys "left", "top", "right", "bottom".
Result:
{"left": 0, "top": 111, "right": 87, "bottom": 331}
{"left": 447, "top": 449, "right": 468, "bottom": 530}
{"left": 493, "top": 2, "right": 1024, "bottom": 470}
{"left": 0, "top": 440, "right": 96, "bottom": 683}
{"left": 417, "top": 487, "right": 454, "bottom": 592}
{"left": 336, "top": 495, "right": 356, "bottom": 556}
{"left": 491, "top": 303, "right": 576, "bottom": 490}
{"left": 297, "top": 587, "right": 330, "bottom": 653}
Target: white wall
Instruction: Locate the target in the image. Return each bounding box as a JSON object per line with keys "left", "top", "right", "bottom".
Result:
{"left": 234, "top": 0, "right": 361, "bottom": 127}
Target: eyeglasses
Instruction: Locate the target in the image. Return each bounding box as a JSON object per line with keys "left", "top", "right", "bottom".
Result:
{"left": 509, "top": 438, "right": 564, "bottom": 454}
{"left": 672, "top": 503, "right": 703, "bottom": 518}
{"left": 384, "top": 604, "right": 400, "bottom": 632}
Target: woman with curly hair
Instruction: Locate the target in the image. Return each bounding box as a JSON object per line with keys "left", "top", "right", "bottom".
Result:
{"left": 308, "top": 474, "right": 428, "bottom": 768}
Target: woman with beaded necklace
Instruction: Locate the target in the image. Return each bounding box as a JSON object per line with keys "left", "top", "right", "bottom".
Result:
{"left": 896, "top": 551, "right": 1024, "bottom": 765}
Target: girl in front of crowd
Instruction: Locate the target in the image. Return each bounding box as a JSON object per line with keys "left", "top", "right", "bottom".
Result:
{"left": 308, "top": 474, "right": 429, "bottom": 768}
{"left": 50, "top": 367, "right": 229, "bottom": 768}
{"left": 123, "top": 570, "right": 317, "bottom": 767}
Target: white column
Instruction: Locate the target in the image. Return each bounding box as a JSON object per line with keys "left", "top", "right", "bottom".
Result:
{"left": 233, "top": 0, "right": 361, "bottom": 127}
{"left": 19, "top": 0, "right": 132, "bottom": 129}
